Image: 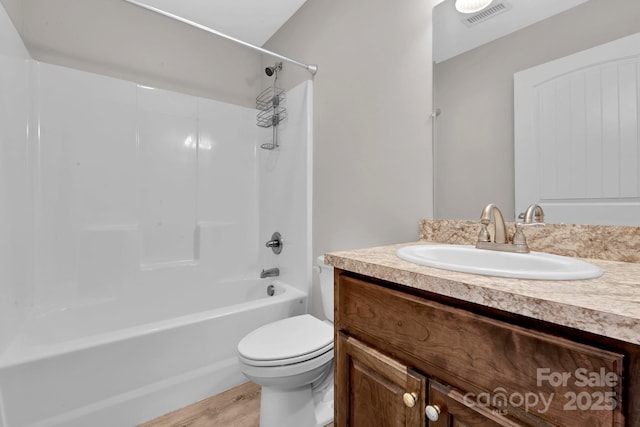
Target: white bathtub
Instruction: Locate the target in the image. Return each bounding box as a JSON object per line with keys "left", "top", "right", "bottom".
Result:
{"left": 0, "top": 279, "right": 307, "bottom": 427}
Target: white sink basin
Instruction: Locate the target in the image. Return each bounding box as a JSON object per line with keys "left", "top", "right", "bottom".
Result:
{"left": 396, "top": 244, "right": 603, "bottom": 280}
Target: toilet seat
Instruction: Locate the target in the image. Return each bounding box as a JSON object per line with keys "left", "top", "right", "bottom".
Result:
{"left": 239, "top": 342, "right": 333, "bottom": 367}
{"left": 238, "top": 314, "right": 333, "bottom": 367}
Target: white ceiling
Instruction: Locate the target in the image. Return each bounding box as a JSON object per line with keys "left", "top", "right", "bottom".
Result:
{"left": 433, "top": 0, "right": 590, "bottom": 63}
{"left": 132, "top": 0, "right": 589, "bottom": 62}
{"left": 134, "top": 0, "right": 309, "bottom": 47}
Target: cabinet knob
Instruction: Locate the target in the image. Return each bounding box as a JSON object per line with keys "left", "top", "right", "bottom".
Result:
{"left": 425, "top": 404, "right": 441, "bottom": 421}
{"left": 402, "top": 392, "right": 417, "bottom": 408}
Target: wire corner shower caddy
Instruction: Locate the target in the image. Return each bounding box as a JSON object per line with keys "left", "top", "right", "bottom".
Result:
{"left": 257, "top": 62, "right": 287, "bottom": 150}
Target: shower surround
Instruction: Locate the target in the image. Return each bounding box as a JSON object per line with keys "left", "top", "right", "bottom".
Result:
{"left": 0, "top": 4, "right": 313, "bottom": 426}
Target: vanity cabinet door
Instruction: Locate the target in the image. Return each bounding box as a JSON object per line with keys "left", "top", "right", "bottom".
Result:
{"left": 427, "top": 379, "right": 531, "bottom": 427}
{"left": 336, "top": 332, "right": 427, "bottom": 427}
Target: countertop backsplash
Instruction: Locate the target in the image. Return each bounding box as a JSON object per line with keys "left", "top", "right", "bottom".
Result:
{"left": 419, "top": 219, "right": 640, "bottom": 263}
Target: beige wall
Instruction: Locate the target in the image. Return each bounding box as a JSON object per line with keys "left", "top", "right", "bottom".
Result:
{"left": 266, "top": 0, "right": 434, "bottom": 251}
{"left": 434, "top": 0, "right": 640, "bottom": 221}
{"left": 1, "top": 0, "right": 261, "bottom": 106}
{"left": 265, "top": 0, "right": 434, "bottom": 317}
{"left": 0, "top": 0, "right": 22, "bottom": 33}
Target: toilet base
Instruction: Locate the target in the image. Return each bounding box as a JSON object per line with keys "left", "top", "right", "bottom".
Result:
{"left": 259, "top": 385, "right": 315, "bottom": 427}
{"left": 258, "top": 370, "right": 334, "bottom": 427}
{"left": 312, "top": 364, "right": 334, "bottom": 427}
{"left": 312, "top": 384, "right": 334, "bottom": 427}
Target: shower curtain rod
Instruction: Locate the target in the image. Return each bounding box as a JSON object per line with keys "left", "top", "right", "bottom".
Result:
{"left": 123, "top": 0, "right": 318, "bottom": 75}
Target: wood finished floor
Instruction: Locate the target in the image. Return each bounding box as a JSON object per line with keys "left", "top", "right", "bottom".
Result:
{"left": 138, "top": 382, "right": 334, "bottom": 427}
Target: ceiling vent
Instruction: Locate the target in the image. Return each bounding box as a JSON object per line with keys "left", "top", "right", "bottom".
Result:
{"left": 462, "top": 2, "right": 512, "bottom": 27}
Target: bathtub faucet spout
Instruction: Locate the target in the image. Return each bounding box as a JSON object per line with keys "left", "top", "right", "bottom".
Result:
{"left": 260, "top": 268, "right": 280, "bottom": 278}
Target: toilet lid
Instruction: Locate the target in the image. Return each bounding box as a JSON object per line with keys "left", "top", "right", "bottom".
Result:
{"left": 238, "top": 314, "right": 333, "bottom": 363}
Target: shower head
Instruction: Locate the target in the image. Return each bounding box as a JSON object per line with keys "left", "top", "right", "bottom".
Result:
{"left": 265, "top": 62, "right": 282, "bottom": 77}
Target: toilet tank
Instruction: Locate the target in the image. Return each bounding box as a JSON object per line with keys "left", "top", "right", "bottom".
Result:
{"left": 317, "top": 255, "right": 334, "bottom": 322}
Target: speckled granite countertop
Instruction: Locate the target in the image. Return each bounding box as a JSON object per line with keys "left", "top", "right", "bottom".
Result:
{"left": 325, "top": 241, "right": 640, "bottom": 346}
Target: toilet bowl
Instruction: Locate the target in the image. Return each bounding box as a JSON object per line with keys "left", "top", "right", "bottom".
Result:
{"left": 237, "top": 256, "right": 334, "bottom": 427}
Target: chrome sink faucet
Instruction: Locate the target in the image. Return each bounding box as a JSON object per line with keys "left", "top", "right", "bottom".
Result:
{"left": 478, "top": 203, "right": 508, "bottom": 244}
{"left": 476, "top": 203, "right": 545, "bottom": 253}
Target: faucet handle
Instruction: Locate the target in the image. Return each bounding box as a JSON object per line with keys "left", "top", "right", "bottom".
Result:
{"left": 512, "top": 225, "right": 529, "bottom": 252}
{"left": 512, "top": 227, "right": 529, "bottom": 253}
{"left": 477, "top": 224, "right": 491, "bottom": 243}
{"left": 512, "top": 222, "right": 545, "bottom": 253}
{"left": 265, "top": 232, "right": 283, "bottom": 254}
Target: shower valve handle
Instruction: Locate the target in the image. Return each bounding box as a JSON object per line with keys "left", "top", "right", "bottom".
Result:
{"left": 265, "top": 232, "right": 283, "bottom": 254}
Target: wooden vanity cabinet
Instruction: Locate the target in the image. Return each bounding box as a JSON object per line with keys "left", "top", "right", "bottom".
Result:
{"left": 334, "top": 269, "right": 638, "bottom": 427}
{"left": 336, "top": 333, "right": 427, "bottom": 427}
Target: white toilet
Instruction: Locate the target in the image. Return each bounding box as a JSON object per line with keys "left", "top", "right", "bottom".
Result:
{"left": 237, "top": 256, "right": 334, "bottom": 427}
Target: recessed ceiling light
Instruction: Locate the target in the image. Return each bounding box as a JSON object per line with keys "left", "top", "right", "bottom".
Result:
{"left": 455, "top": 0, "right": 493, "bottom": 14}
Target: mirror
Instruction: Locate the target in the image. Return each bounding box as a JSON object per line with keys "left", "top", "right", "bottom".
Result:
{"left": 432, "top": 0, "right": 640, "bottom": 224}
